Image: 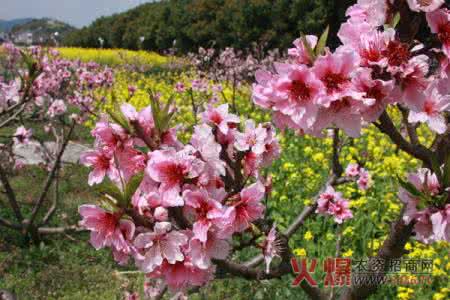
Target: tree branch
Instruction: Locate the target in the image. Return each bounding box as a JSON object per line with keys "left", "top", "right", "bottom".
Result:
{"left": 0, "top": 216, "right": 21, "bottom": 230}
{"left": 397, "top": 105, "right": 419, "bottom": 146}
{"left": 37, "top": 225, "right": 86, "bottom": 234}
{"left": 244, "top": 176, "right": 351, "bottom": 269}
{"left": 332, "top": 128, "right": 343, "bottom": 177}
{"left": 338, "top": 212, "right": 414, "bottom": 300}
{"left": 376, "top": 111, "right": 434, "bottom": 168}
{"left": 0, "top": 104, "right": 26, "bottom": 129}
{"left": 25, "top": 122, "right": 75, "bottom": 236}
{"left": 0, "top": 162, "right": 23, "bottom": 222}
{"left": 40, "top": 168, "right": 59, "bottom": 226}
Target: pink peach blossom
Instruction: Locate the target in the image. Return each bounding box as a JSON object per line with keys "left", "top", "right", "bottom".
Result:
{"left": 357, "top": 168, "right": 372, "bottom": 191}
{"left": 288, "top": 35, "right": 318, "bottom": 65}
{"left": 188, "top": 231, "right": 230, "bottom": 269}
{"left": 79, "top": 205, "right": 134, "bottom": 252}
{"left": 223, "top": 181, "right": 266, "bottom": 233}
{"left": 190, "top": 124, "right": 226, "bottom": 176}
{"left": 80, "top": 150, "right": 119, "bottom": 185}
{"left": 47, "top": 99, "right": 67, "bottom": 117}
{"left": 408, "top": 84, "right": 450, "bottom": 134}
{"left": 431, "top": 205, "right": 450, "bottom": 242}
{"left": 352, "top": 68, "right": 395, "bottom": 122}
{"left": 345, "top": 163, "right": 360, "bottom": 177}
{"left": 201, "top": 103, "right": 240, "bottom": 134}
{"left": 91, "top": 120, "right": 128, "bottom": 153}
{"left": 271, "top": 64, "right": 323, "bottom": 128}
{"left": 262, "top": 224, "right": 281, "bottom": 273}
{"left": 414, "top": 209, "right": 436, "bottom": 244}
{"left": 183, "top": 189, "right": 224, "bottom": 243}
{"left": 134, "top": 222, "right": 188, "bottom": 273}
{"left": 157, "top": 258, "right": 214, "bottom": 292}
{"left": 312, "top": 49, "right": 365, "bottom": 108}
{"left": 427, "top": 8, "right": 450, "bottom": 57}
{"left": 329, "top": 198, "right": 353, "bottom": 224}
{"left": 13, "top": 126, "right": 32, "bottom": 145}
{"left": 146, "top": 148, "right": 205, "bottom": 206}
{"left": 408, "top": 0, "right": 444, "bottom": 13}
{"left": 234, "top": 120, "right": 268, "bottom": 154}
{"left": 400, "top": 55, "right": 430, "bottom": 108}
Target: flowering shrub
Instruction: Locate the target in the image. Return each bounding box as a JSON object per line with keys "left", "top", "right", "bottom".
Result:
{"left": 80, "top": 99, "right": 281, "bottom": 290}
{"left": 76, "top": 1, "right": 450, "bottom": 299}
{"left": 0, "top": 44, "right": 113, "bottom": 241}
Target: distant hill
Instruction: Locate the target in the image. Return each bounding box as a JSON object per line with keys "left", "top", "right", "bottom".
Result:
{"left": 11, "top": 18, "right": 75, "bottom": 36}
{"left": 62, "top": 0, "right": 355, "bottom": 53}
{"left": 10, "top": 18, "right": 76, "bottom": 45}
{"left": 0, "top": 18, "right": 33, "bottom": 32}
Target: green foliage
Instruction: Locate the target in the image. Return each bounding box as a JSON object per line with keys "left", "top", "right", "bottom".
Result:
{"left": 63, "top": 0, "right": 355, "bottom": 53}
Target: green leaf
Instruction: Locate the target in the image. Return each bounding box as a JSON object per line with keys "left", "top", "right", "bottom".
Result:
{"left": 315, "top": 26, "right": 329, "bottom": 57}
{"left": 124, "top": 172, "right": 144, "bottom": 205}
{"left": 443, "top": 154, "right": 450, "bottom": 188}
{"left": 391, "top": 12, "right": 401, "bottom": 28}
{"left": 301, "top": 34, "right": 316, "bottom": 62}
{"left": 433, "top": 192, "right": 449, "bottom": 207}
{"left": 397, "top": 175, "right": 422, "bottom": 198}
{"left": 107, "top": 102, "right": 130, "bottom": 131}
{"left": 100, "top": 181, "right": 124, "bottom": 204}
{"left": 430, "top": 155, "right": 443, "bottom": 184}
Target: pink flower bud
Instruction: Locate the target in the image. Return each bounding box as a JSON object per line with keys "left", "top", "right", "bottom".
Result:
{"left": 154, "top": 207, "right": 168, "bottom": 221}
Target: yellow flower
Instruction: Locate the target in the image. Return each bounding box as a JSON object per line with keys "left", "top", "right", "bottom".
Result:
{"left": 404, "top": 242, "right": 412, "bottom": 251}
{"left": 294, "top": 248, "right": 307, "bottom": 257}
{"left": 282, "top": 162, "right": 294, "bottom": 171}
{"left": 433, "top": 293, "right": 446, "bottom": 300}
{"left": 312, "top": 153, "right": 325, "bottom": 163}
{"left": 303, "top": 146, "right": 313, "bottom": 155}
{"left": 343, "top": 226, "right": 354, "bottom": 236}
{"left": 342, "top": 249, "right": 353, "bottom": 257}
{"left": 304, "top": 231, "right": 313, "bottom": 241}
{"left": 397, "top": 292, "right": 411, "bottom": 300}
{"left": 388, "top": 202, "right": 400, "bottom": 213}
{"left": 326, "top": 232, "right": 334, "bottom": 241}
{"left": 368, "top": 240, "right": 381, "bottom": 250}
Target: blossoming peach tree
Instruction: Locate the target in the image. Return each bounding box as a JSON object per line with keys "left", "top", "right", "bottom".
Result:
{"left": 0, "top": 44, "right": 113, "bottom": 242}
{"left": 77, "top": 1, "right": 450, "bottom": 299}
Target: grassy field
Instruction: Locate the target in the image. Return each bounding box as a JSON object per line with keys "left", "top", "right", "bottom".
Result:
{"left": 0, "top": 48, "right": 449, "bottom": 300}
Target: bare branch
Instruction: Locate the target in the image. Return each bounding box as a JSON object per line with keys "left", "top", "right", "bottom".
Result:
{"left": 125, "top": 208, "right": 154, "bottom": 229}
{"left": 397, "top": 105, "right": 419, "bottom": 145}
{"left": 40, "top": 168, "right": 59, "bottom": 225}
{"left": 376, "top": 111, "right": 434, "bottom": 168}
{"left": 338, "top": 212, "right": 414, "bottom": 300}
{"left": 37, "top": 225, "right": 86, "bottom": 234}
{"left": 245, "top": 176, "right": 351, "bottom": 268}
{"left": 0, "top": 104, "right": 26, "bottom": 129}
{"left": 0, "top": 163, "right": 23, "bottom": 222}
{"left": 26, "top": 122, "right": 75, "bottom": 234}
{"left": 0, "top": 216, "right": 21, "bottom": 230}
{"left": 214, "top": 254, "right": 327, "bottom": 300}
{"left": 332, "top": 128, "right": 343, "bottom": 177}
{"left": 154, "top": 286, "right": 168, "bottom": 300}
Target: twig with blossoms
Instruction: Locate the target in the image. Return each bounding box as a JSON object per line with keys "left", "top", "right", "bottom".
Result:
{"left": 250, "top": 0, "right": 450, "bottom": 299}
{"left": 0, "top": 44, "right": 114, "bottom": 243}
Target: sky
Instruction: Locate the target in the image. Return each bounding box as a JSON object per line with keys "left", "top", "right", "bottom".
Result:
{"left": 0, "top": 0, "right": 154, "bottom": 28}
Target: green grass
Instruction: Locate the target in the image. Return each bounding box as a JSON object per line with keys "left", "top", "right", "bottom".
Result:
{"left": 0, "top": 163, "right": 139, "bottom": 299}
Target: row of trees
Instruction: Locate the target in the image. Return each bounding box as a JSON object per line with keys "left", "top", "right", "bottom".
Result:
{"left": 63, "top": 0, "right": 354, "bottom": 53}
